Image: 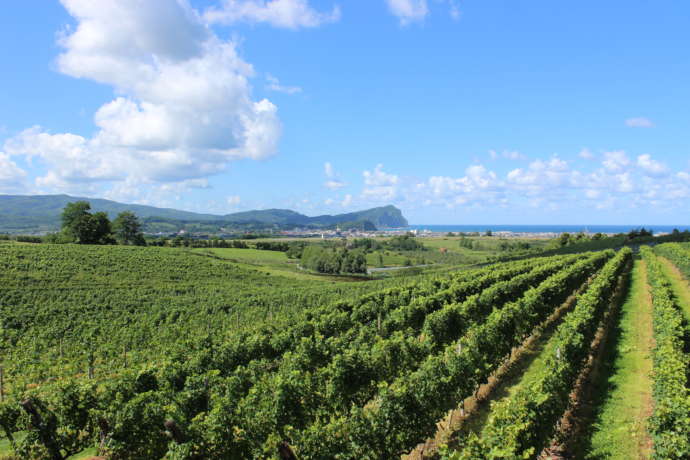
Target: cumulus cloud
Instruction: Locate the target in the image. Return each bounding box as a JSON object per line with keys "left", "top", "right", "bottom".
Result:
{"left": 323, "top": 161, "right": 345, "bottom": 190}
{"left": 507, "top": 157, "right": 574, "bottom": 197}
{"left": 0, "top": 152, "right": 27, "bottom": 192}
{"left": 266, "top": 74, "right": 302, "bottom": 94}
{"left": 637, "top": 154, "right": 668, "bottom": 177}
{"left": 602, "top": 150, "right": 630, "bottom": 173}
{"left": 6, "top": 0, "right": 282, "bottom": 199}
{"left": 362, "top": 164, "right": 399, "bottom": 201}
{"left": 385, "top": 0, "right": 428, "bottom": 25}
{"left": 204, "top": 0, "right": 340, "bottom": 29}
{"left": 341, "top": 194, "right": 353, "bottom": 207}
{"left": 625, "top": 117, "right": 654, "bottom": 128}
{"left": 355, "top": 151, "right": 690, "bottom": 213}
{"left": 422, "top": 165, "right": 503, "bottom": 207}
{"left": 579, "top": 148, "right": 595, "bottom": 160}
{"left": 489, "top": 149, "right": 525, "bottom": 161}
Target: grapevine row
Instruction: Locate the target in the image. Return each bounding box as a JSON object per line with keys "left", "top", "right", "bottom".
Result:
{"left": 285, "top": 250, "right": 613, "bottom": 459}
{"left": 186, "top": 253, "right": 592, "bottom": 455}
{"left": 642, "top": 247, "right": 690, "bottom": 459}
{"left": 451, "top": 247, "right": 631, "bottom": 459}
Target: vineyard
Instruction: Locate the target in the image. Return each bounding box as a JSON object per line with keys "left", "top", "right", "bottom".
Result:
{"left": 0, "top": 242, "right": 689, "bottom": 459}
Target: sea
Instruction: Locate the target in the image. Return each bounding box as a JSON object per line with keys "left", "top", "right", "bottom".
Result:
{"left": 405, "top": 224, "right": 690, "bottom": 235}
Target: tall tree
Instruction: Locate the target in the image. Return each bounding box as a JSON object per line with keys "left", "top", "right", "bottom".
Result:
{"left": 61, "top": 201, "right": 91, "bottom": 239}
{"left": 60, "top": 202, "right": 114, "bottom": 244}
{"left": 112, "top": 211, "right": 145, "bottom": 246}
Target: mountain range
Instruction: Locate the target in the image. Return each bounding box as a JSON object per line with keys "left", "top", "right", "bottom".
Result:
{"left": 0, "top": 194, "right": 408, "bottom": 234}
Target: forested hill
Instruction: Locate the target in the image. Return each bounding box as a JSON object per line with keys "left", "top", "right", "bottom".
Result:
{"left": 0, "top": 194, "right": 408, "bottom": 233}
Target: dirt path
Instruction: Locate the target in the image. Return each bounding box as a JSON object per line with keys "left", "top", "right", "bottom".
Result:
{"left": 580, "top": 259, "right": 654, "bottom": 460}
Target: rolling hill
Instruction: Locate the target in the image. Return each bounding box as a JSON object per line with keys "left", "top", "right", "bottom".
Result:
{"left": 0, "top": 194, "right": 408, "bottom": 233}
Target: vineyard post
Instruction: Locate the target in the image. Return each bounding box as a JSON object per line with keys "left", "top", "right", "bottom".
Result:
{"left": 0, "top": 363, "right": 4, "bottom": 402}
{"left": 164, "top": 419, "right": 185, "bottom": 444}
{"left": 277, "top": 441, "right": 297, "bottom": 460}
{"left": 88, "top": 351, "right": 95, "bottom": 380}
{"left": 123, "top": 343, "right": 128, "bottom": 369}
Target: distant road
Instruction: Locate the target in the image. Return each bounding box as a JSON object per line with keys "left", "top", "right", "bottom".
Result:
{"left": 367, "top": 264, "right": 432, "bottom": 274}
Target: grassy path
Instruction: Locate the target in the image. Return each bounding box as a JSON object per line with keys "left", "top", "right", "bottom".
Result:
{"left": 416, "top": 287, "right": 585, "bottom": 456}
{"left": 583, "top": 259, "right": 654, "bottom": 459}
{"left": 656, "top": 255, "right": 690, "bottom": 321}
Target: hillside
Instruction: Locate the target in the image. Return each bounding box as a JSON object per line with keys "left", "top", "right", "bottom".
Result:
{"left": 0, "top": 194, "right": 408, "bottom": 233}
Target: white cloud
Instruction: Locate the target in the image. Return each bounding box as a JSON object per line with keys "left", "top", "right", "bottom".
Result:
{"left": 362, "top": 164, "right": 399, "bottom": 201}
{"left": 579, "top": 148, "right": 595, "bottom": 160}
{"left": 447, "top": 0, "right": 461, "bottom": 20}
{"left": 325, "top": 180, "right": 345, "bottom": 190}
{"left": 7, "top": 0, "right": 282, "bottom": 196}
{"left": 341, "top": 194, "right": 353, "bottom": 207}
{"left": 227, "top": 195, "right": 241, "bottom": 206}
{"left": 204, "top": 0, "right": 340, "bottom": 29}
{"left": 423, "top": 165, "right": 502, "bottom": 206}
{"left": 324, "top": 161, "right": 345, "bottom": 190}
{"left": 351, "top": 152, "right": 690, "bottom": 214}
{"left": 507, "top": 157, "right": 573, "bottom": 196}
{"left": 625, "top": 117, "right": 654, "bottom": 128}
{"left": 637, "top": 154, "right": 668, "bottom": 177}
{"left": 363, "top": 163, "right": 398, "bottom": 186}
{"left": 0, "top": 152, "right": 27, "bottom": 192}
{"left": 489, "top": 149, "right": 525, "bottom": 161}
{"left": 385, "top": 0, "right": 428, "bottom": 25}
{"left": 602, "top": 150, "right": 630, "bottom": 173}
{"left": 266, "top": 74, "right": 302, "bottom": 94}
{"left": 324, "top": 162, "right": 335, "bottom": 178}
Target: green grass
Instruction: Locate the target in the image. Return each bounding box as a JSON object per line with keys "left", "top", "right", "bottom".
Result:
{"left": 441, "top": 282, "right": 580, "bottom": 447}
{"left": 197, "top": 247, "right": 288, "bottom": 263}
{"left": 584, "top": 259, "right": 654, "bottom": 460}
{"left": 191, "top": 247, "right": 330, "bottom": 280}
{"left": 656, "top": 255, "right": 690, "bottom": 321}
{"left": 365, "top": 250, "right": 410, "bottom": 267}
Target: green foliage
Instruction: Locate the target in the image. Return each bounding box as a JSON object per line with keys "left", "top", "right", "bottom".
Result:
{"left": 59, "top": 202, "right": 115, "bottom": 245}
{"left": 112, "top": 212, "right": 145, "bottom": 246}
{"left": 449, "top": 248, "right": 631, "bottom": 459}
{"left": 642, "top": 246, "right": 690, "bottom": 459}
{"left": 1, "top": 241, "right": 627, "bottom": 459}
{"left": 300, "top": 246, "right": 367, "bottom": 274}
{"left": 385, "top": 234, "right": 425, "bottom": 251}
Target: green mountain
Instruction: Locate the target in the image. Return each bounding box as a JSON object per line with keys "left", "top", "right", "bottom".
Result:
{"left": 0, "top": 194, "right": 408, "bottom": 234}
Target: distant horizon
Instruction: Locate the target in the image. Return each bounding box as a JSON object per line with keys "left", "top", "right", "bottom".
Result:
{"left": 2, "top": 192, "right": 689, "bottom": 229}
{"left": 407, "top": 224, "right": 690, "bottom": 230}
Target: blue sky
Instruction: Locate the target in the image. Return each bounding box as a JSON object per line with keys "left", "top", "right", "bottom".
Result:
{"left": 1, "top": 0, "right": 689, "bottom": 224}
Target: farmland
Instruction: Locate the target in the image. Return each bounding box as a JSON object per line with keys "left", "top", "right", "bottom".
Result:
{"left": 0, "top": 241, "right": 689, "bottom": 459}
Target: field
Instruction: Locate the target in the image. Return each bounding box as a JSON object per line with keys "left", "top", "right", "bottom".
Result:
{"left": 0, "top": 241, "right": 688, "bottom": 459}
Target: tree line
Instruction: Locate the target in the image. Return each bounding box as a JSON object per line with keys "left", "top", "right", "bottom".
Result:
{"left": 47, "top": 201, "right": 145, "bottom": 245}
{"left": 300, "top": 245, "right": 368, "bottom": 274}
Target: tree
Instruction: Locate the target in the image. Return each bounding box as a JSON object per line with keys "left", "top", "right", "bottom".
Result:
{"left": 60, "top": 202, "right": 114, "bottom": 244}
{"left": 558, "top": 232, "right": 571, "bottom": 247}
{"left": 112, "top": 211, "right": 146, "bottom": 245}
{"left": 61, "top": 201, "right": 91, "bottom": 238}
